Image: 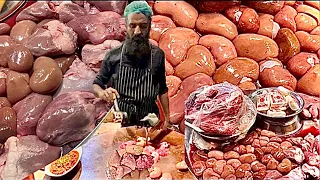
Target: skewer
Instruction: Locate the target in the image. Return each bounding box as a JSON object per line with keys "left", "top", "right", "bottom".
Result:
{"left": 145, "top": 127, "right": 149, "bottom": 146}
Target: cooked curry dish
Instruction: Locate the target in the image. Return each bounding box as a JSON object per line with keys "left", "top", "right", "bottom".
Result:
{"left": 50, "top": 150, "right": 79, "bottom": 175}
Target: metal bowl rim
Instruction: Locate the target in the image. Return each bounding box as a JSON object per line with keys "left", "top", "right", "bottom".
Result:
{"left": 248, "top": 87, "right": 305, "bottom": 119}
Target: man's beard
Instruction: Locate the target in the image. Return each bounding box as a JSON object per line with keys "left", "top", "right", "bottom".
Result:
{"left": 124, "top": 35, "right": 150, "bottom": 58}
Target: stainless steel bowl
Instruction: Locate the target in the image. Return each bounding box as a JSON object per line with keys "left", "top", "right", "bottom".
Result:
{"left": 248, "top": 87, "right": 305, "bottom": 121}
{"left": 248, "top": 87, "right": 305, "bottom": 136}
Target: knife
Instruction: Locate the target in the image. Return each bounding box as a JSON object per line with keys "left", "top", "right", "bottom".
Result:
{"left": 73, "top": 109, "right": 114, "bottom": 151}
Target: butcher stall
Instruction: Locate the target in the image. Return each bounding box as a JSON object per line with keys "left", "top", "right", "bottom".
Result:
{"left": 0, "top": 0, "right": 320, "bottom": 180}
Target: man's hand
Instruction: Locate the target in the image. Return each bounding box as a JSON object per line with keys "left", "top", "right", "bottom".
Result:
{"left": 97, "top": 87, "right": 120, "bottom": 103}
{"left": 162, "top": 120, "right": 172, "bottom": 131}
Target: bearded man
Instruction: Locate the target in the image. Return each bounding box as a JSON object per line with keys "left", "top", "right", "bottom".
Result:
{"left": 92, "top": 1, "right": 171, "bottom": 130}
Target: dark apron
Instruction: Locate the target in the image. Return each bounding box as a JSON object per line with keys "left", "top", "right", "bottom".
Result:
{"left": 114, "top": 44, "right": 159, "bottom": 127}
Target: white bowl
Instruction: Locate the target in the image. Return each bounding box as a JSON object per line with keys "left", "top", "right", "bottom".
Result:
{"left": 44, "top": 147, "right": 82, "bottom": 177}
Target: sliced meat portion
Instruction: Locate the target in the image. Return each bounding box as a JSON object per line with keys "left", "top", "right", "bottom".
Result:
{"left": 67, "top": 11, "right": 126, "bottom": 45}
{"left": 24, "top": 20, "right": 78, "bottom": 57}
{"left": 121, "top": 153, "right": 136, "bottom": 170}
{"left": 136, "top": 154, "right": 154, "bottom": 170}
{"left": 13, "top": 93, "right": 52, "bottom": 136}
{"left": 109, "top": 150, "right": 121, "bottom": 168}
{"left": 0, "top": 136, "right": 61, "bottom": 180}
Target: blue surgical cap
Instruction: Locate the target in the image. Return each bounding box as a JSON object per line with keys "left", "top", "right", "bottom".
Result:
{"left": 124, "top": 1, "right": 153, "bottom": 18}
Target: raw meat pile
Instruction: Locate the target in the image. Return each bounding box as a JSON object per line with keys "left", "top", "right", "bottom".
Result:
{"left": 189, "top": 129, "right": 320, "bottom": 180}
{"left": 144, "top": 1, "right": 320, "bottom": 131}
{"left": 185, "top": 82, "right": 247, "bottom": 136}
{"left": 0, "top": 0, "right": 319, "bottom": 178}
{"left": 108, "top": 137, "right": 171, "bottom": 179}
{"left": 0, "top": 1, "right": 127, "bottom": 179}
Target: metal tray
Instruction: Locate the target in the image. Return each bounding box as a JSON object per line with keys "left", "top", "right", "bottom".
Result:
{"left": 0, "top": 1, "right": 26, "bottom": 22}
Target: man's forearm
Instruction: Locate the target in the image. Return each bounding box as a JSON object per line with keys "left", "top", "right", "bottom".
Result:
{"left": 93, "top": 84, "right": 104, "bottom": 97}
{"left": 159, "top": 92, "right": 169, "bottom": 121}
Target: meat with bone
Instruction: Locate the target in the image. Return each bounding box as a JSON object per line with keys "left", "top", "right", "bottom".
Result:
{"left": 16, "top": 1, "right": 56, "bottom": 22}
{"left": 0, "top": 136, "right": 61, "bottom": 180}
{"left": 67, "top": 11, "right": 126, "bottom": 45}
{"left": 81, "top": 40, "right": 122, "bottom": 72}
{"left": 36, "top": 91, "right": 99, "bottom": 146}
{"left": 13, "top": 93, "right": 52, "bottom": 136}
{"left": 24, "top": 20, "right": 78, "bottom": 57}
{"left": 185, "top": 82, "right": 246, "bottom": 135}
{"left": 53, "top": 58, "right": 97, "bottom": 98}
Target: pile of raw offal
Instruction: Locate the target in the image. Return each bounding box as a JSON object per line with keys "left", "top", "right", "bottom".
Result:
{"left": 0, "top": 1, "right": 129, "bottom": 179}
{"left": 1, "top": 0, "right": 319, "bottom": 134}
{"left": 145, "top": 1, "right": 320, "bottom": 132}
{"left": 189, "top": 129, "right": 320, "bottom": 180}
{"left": 108, "top": 137, "right": 172, "bottom": 179}
{"left": 0, "top": 0, "right": 319, "bottom": 178}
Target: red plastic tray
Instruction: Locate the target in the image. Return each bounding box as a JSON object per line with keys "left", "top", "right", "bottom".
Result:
{"left": 296, "top": 126, "right": 320, "bottom": 137}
